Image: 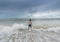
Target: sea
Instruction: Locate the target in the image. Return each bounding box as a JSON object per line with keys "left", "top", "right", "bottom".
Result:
{"left": 0, "top": 18, "right": 60, "bottom": 42}
{"left": 0, "top": 18, "right": 60, "bottom": 28}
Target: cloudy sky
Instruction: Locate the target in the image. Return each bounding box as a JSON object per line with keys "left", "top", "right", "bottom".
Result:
{"left": 0, "top": 0, "right": 60, "bottom": 18}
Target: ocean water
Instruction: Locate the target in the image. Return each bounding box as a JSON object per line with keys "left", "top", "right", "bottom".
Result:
{"left": 0, "top": 19, "right": 60, "bottom": 32}
{"left": 0, "top": 19, "right": 60, "bottom": 26}
{"left": 0, "top": 19, "right": 60, "bottom": 33}
{"left": 0, "top": 19, "right": 60, "bottom": 42}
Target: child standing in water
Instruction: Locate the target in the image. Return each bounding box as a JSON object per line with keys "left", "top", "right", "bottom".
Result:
{"left": 28, "top": 19, "right": 32, "bottom": 31}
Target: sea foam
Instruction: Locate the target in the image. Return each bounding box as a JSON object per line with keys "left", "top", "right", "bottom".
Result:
{"left": 0, "top": 24, "right": 26, "bottom": 34}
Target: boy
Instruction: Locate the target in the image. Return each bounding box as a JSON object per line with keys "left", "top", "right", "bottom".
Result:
{"left": 28, "top": 19, "right": 32, "bottom": 31}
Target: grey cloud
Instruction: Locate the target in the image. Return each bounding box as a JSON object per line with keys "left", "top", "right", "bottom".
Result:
{"left": 0, "top": 0, "right": 54, "bottom": 10}
{"left": 0, "top": 0, "right": 60, "bottom": 18}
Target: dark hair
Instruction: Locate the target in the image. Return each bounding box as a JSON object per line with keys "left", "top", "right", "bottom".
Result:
{"left": 29, "top": 19, "right": 31, "bottom": 21}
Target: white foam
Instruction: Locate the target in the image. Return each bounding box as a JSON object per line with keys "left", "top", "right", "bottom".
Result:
{"left": 0, "top": 24, "right": 60, "bottom": 42}
{"left": 33, "top": 27, "right": 60, "bottom": 32}
{"left": 0, "top": 24, "right": 26, "bottom": 34}
{"left": 0, "top": 24, "right": 27, "bottom": 42}
{"left": 46, "top": 27, "right": 60, "bottom": 32}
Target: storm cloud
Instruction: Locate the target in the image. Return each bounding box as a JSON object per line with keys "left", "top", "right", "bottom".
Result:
{"left": 0, "top": 0, "right": 60, "bottom": 18}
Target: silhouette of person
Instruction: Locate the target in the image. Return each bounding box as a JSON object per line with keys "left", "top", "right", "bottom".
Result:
{"left": 28, "top": 19, "right": 32, "bottom": 31}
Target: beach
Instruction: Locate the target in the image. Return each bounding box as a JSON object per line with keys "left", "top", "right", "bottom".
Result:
{"left": 0, "top": 19, "right": 60, "bottom": 42}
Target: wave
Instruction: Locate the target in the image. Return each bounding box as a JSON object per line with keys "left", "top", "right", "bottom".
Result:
{"left": 33, "top": 24, "right": 60, "bottom": 32}
{"left": 0, "top": 24, "right": 60, "bottom": 34}
{"left": 33, "top": 24, "right": 60, "bottom": 29}
{"left": 0, "top": 23, "right": 60, "bottom": 42}
{"left": 0, "top": 24, "right": 26, "bottom": 35}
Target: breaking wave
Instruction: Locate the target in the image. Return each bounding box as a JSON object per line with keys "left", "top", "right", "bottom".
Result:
{"left": 0, "top": 23, "right": 60, "bottom": 34}
{"left": 0, "top": 23, "right": 60, "bottom": 42}
{"left": 0, "top": 24, "right": 26, "bottom": 35}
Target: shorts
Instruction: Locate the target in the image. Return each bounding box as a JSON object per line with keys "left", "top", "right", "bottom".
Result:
{"left": 29, "top": 24, "right": 31, "bottom": 27}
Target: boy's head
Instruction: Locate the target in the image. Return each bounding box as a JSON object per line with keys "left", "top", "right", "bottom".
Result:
{"left": 29, "top": 19, "right": 31, "bottom": 21}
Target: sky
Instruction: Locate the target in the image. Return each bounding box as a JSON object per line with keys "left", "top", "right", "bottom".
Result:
{"left": 0, "top": 0, "right": 60, "bottom": 19}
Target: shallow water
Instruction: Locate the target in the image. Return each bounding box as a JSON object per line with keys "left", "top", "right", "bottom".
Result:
{"left": 0, "top": 19, "right": 60, "bottom": 26}
{"left": 0, "top": 19, "right": 60, "bottom": 42}
{"left": 0, "top": 29, "right": 60, "bottom": 42}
